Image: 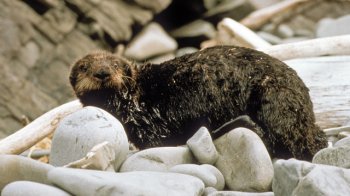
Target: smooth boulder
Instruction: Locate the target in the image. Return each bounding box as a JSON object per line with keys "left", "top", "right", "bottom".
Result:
{"left": 50, "top": 106, "right": 129, "bottom": 171}
{"left": 120, "top": 146, "right": 194, "bottom": 172}
{"left": 0, "top": 155, "right": 54, "bottom": 190}
{"left": 48, "top": 167, "right": 204, "bottom": 196}
{"left": 214, "top": 128, "right": 273, "bottom": 191}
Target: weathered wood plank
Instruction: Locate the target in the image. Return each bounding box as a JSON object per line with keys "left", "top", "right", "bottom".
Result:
{"left": 285, "top": 56, "right": 350, "bottom": 129}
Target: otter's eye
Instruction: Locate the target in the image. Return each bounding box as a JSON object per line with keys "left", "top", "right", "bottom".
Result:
{"left": 79, "top": 64, "right": 88, "bottom": 72}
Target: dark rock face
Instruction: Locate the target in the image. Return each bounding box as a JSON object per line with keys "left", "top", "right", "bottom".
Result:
{"left": 70, "top": 46, "right": 327, "bottom": 160}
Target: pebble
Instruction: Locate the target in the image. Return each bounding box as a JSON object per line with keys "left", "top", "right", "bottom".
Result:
{"left": 316, "top": 15, "right": 350, "bottom": 38}
{"left": 276, "top": 24, "right": 294, "bottom": 38}
{"left": 1, "top": 181, "right": 71, "bottom": 196}
{"left": 169, "top": 164, "right": 225, "bottom": 190}
{"left": 312, "top": 146, "right": 350, "bottom": 168}
{"left": 48, "top": 167, "right": 204, "bottom": 196}
{"left": 187, "top": 127, "right": 219, "bottom": 165}
{"left": 214, "top": 128, "right": 273, "bottom": 191}
{"left": 119, "top": 146, "right": 195, "bottom": 172}
{"left": 334, "top": 136, "right": 350, "bottom": 147}
{"left": 134, "top": 0, "right": 171, "bottom": 13}
{"left": 50, "top": 106, "right": 129, "bottom": 171}
{"left": 0, "top": 155, "right": 54, "bottom": 190}
{"left": 124, "top": 22, "right": 178, "bottom": 60}
{"left": 273, "top": 159, "right": 350, "bottom": 196}
{"left": 148, "top": 53, "right": 175, "bottom": 64}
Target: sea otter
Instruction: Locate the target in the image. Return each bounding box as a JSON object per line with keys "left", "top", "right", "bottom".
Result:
{"left": 69, "top": 46, "right": 327, "bottom": 160}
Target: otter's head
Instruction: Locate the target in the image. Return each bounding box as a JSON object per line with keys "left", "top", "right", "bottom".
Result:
{"left": 69, "top": 51, "right": 137, "bottom": 97}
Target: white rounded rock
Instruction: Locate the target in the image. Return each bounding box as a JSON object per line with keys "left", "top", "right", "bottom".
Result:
{"left": 120, "top": 146, "right": 195, "bottom": 172}
{"left": 214, "top": 128, "right": 273, "bottom": 191}
{"left": 1, "top": 181, "right": 70, "bottom": 196}
{"left": 169, "top": 164, "right": 225, "bottom": 190}
{"left": 124, "top": 22, "right": 177, "bottom": 60}
{"left": 48, "top": 167, "right": 204, "bottom": 196}
{"left": 312, "top": 146, "right": 350, "bottom": 168}
{"left": 50, "top": 106, "right": 129, "bottom": 171}
{"left": 187, "top": 127, "right": 219, "bottom": 165}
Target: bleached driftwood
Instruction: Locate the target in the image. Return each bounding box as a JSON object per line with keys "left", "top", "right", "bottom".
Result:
{"left": 240, "top": 0, "right": 308, "bottom": 30}
{"left": 201, "top": 18, "right": 271, "bottom": 49}
{"left": 0, "top": 100, "right": 82, "bottom": 155}
{"left": 259, "top": 35, "right": 350, "bottom": 61}
{"left": 286, "top": 56, "right": 350, "bottom": 129}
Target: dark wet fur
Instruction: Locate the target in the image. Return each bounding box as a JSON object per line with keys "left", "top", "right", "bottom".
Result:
{"left": 70, "top": 46, "right": 327, "bottom": 160}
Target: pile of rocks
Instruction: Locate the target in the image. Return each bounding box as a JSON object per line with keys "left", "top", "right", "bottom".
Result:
{"left": 1, "top": 106, "right": 350, "bottom": 195}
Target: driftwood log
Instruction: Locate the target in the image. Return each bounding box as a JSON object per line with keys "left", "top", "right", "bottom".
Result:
{"left": 0, "top": 100, "right": 82, "bottom": 154}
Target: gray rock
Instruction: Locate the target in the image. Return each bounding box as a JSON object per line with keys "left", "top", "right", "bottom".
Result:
{"left": 176, "top": 47, "right": 198, "bottom": 57}
{"left": 134, "top": 0, "right": 171, "bottom": 13}
{"left": 48, "top": 167, "right": 204, "bottom": 196}
{"left": 120, "top": 146, "right": 195, "bottom": 172}
{"left": 148, "top": 53, "right": 175, "bottom": 64}
{"left": 187, "top": 127, "right": 219, "bottom": 165}
{"left": 203, "top": 187, "right": 217, "bottom": 196}
{"left": 1, "top": 181, "right": 70, "bottom": 196}
{"left": 169, "top": 164, "right": 225, "bottom": 190}
{"left": 276, "top": 24, "right": 294, "bottom": 38}
{"left": 209, "top": 191, "right": 274, "bottom": 196}
{"left": 312, "top": 146, "right": 350, "bottom": 168}
{"left": 334, "top": 136, "right": 350, "bottom": 147}
{"left": 124, "top": 22, "right": 178, "bottom": 60}
{"left": 214, "top": 128, "right": 273, "bottom": 191}
{"left": 316, "top": 15, "right": 350, "bottom": 38}
{"left": 0, "top": 155, "right": 54, "bottom": 190}
{"left": 273, "top": 159, "right": 350, "bottom": 196}
{"left": 50, "top": 106, "right": 129, "bottom": 171}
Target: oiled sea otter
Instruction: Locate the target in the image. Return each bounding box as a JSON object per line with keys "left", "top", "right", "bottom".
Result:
{"left": 69, "top": 46, "right": 327, "bottom": 160}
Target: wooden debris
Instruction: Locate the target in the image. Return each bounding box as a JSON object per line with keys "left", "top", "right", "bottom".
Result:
{"left": 0, "top": 100, "right": 82, "bottom": 155}
{"left": 240, "top": 0, "right": 309, "bottom": 30}
{"left": 259, "top": 35, "right": 350, "bottom": 61}
{"left": 201, "top": 18, "right": 271, "bottom": 49}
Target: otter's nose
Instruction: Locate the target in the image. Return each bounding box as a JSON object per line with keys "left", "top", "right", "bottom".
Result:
{"left": 94, "top": 69, "right": 111, "bottom": 80}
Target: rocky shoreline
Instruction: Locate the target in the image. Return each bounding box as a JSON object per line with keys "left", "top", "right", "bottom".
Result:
{"left": 1, "top": 106, "right": 350, "bottom": 195}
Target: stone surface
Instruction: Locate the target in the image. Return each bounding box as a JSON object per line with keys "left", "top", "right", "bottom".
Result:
{"left": 316, "top": 15, "right": 350, "bottom": 38}
{"left": 175, "top": 47, "right": 198, "bottom": 57}
{"left": 214, "top": 128, "right": 273, "bottom": 192}
{"left": 120, "top": 146, "right": 194, "bottom": 172}
{"left": 273, "top": 159, "right": 350, "bottom": 196}
{"left": 64, "top": 141, "right": 116, "bottom": 171}
{"left": 187, "top": 127, "right": 219, "bottom": 165}
{"left": 257, "top": 31, "right": 282, "bottom": 45}
{"left": 203, "top": 187, "right": 217, "bottom": 196}
{"left": 312, "top": 146, "right": 350, "bottom": 168}
{"left": 0, "top": 155, "right": 54, "bottom": 189}
{"left": 276, "top": 24, "right": 294, "bottom": 38}
{"left": 48, "top": 167, "right": 204, "bottom": 196}
{"left": 135, "top": 0, "right": 172, "bottom": 13}
{"left": 334, "top": 136, "right": 350, "bottom": 147}
{"left": 169, "top": 164, "right": 225, "bottom": 190}
{"left": 208, "top": 191, "right": 274, "bottom": 196}
{"left": 124, "top": 22, "right": 178, "bottom": 60}
{"left": 50, "top": 106, "right": 129, "bottom": 171}
{"left": 1, "top": 181, "right": 71, "bottom": 196}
